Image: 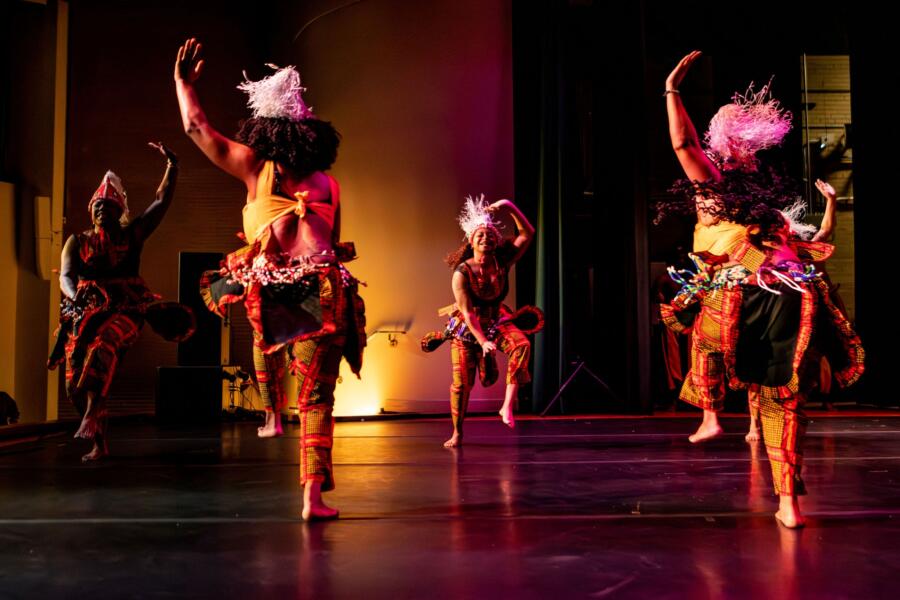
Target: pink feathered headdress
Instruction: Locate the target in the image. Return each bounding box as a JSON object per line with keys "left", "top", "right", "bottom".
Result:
{"left": 705, "top": 81, "right": 792, "bottom": 172}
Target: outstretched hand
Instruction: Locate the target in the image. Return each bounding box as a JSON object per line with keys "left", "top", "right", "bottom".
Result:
{"left": 666, "top": 50, "right": 702, "bottom": 91}
{"left": 815, "top": 178, "right": 836, "bottom": 201}
{"left": 148, "top": 141, "right": 178, "bottom": 165}
{"left": 175, "top": 38, "right": 204, "bottom": 83}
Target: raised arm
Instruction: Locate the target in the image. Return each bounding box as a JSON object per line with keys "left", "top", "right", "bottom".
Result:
{"left": 452, "top": 270, "right": 496, "bottom": 356}
{"left": 488, "top": 199, "right": 534, "bottom": 265}
{"left": 666, "top": 51, "right": 721, "bottom": 184}
{"left": 59, "top": 234, "right": 80, "bottom": 299}
{"left": 174, "top": 38, "right": 259, "bottom": 184}
{"left": 133, "top": 142, "right": 178, "bottom": 241}
{"left": 812, "top": 179, "right": 837, "bottom": 242}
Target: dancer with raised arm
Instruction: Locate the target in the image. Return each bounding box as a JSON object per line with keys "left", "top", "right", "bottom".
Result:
{"left": 48, "top": 143, "right": 195, "bottom": 462}
{"left": 657, "top": 51, "right": 863, "bottom": 527}
{"left": 422, "top": 196, "right": 541, "bottom": 448}
{"left": 746, "top": 178, "right": 843, "bottom": 442}
{"left": 174, "top": 39, "right": 365, "bottom": 520}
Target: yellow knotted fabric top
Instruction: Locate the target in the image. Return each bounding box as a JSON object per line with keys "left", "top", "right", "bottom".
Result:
{"left": 692, "top": 220, "right": 748, "bottom": 257}
{"left": 241, "top": 161, "right": 338, "bottom": 247}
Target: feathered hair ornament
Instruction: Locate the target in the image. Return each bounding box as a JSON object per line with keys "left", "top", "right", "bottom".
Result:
{"left": 780, "top": 199, "right": 818, "bottom": 241}
{"left": 705, "top": 80, "right": 792, "bottom": 172}
{"left": 458, "top": 194, "right": 500, "bottom": 241}
{"left": 237, "top": 64, "right": 314, "bottom": 122}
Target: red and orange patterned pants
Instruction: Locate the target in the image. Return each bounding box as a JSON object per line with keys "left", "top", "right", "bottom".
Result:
{"left": 449, "top": 321, "right": 531, "bottom": 437}
{"left": 254, "top": 331, "right": 346, "bottom": 491}
{"left": 65, "top": 312, "right": 142, "bottom": 439}
{"left": 748, "top": 391, "right": 808, "bottom": 496}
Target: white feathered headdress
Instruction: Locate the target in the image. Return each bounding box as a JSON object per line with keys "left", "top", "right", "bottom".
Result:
{"left": 780, "top": 199, "right": 818, "bottom": 241}
{"left": 458, "top": 194, "right": 500, "bottom": 241}
{"left": 237, "top": 64, "right": 314, "bottom": 121}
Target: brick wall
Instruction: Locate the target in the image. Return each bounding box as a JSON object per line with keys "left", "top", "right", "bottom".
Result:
{"left": 802, "top": 55, "right": 855, "bottom": 320}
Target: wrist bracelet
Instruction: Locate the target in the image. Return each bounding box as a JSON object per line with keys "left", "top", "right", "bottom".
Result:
{"left": 663, "top": 89, "right": 680, "bottom": 97}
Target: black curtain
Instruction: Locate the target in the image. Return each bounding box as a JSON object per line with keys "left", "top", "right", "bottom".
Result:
{"left": 513, "top": 1, "right": 651, "bottom": 414}
{"left": 512, "top": 0, "right": 565, "bottom": 411}
{"left": 514, "top": 0, "right": 885, "bottom": 413}
{"left": 849, "top": 11, "right": 897, "bottom": 406}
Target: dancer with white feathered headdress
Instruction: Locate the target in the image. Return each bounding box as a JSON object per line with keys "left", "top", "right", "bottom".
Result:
{"left": 420, "top": 195, "right": 541, "bottom": 448}
{"left": 174, "top": 38, "right": 366, "bottom": 520}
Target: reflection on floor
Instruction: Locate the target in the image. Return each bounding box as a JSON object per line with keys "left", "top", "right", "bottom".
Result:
{"left": 0, "top": 415, "right": 898, "bottom": 598}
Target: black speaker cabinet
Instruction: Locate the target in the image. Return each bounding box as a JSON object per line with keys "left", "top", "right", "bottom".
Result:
{"left": 177, "top": 251, "right": 224, "bottom": 366}
{"left": 156, "top": 366, "right": 222, "bottom": 424}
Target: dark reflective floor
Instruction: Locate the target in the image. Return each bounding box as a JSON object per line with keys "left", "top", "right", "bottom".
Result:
{"left": 1, "top": 415, "right": 898, "bottom": 598}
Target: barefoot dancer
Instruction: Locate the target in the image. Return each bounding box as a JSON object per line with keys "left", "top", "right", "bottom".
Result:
{"left": 48, "top": 143, "right": 195, "bottom": 462}
{"left": 657, "top": 51, "right": 863, "bottom": 528}
{"left": 746, "top": 178, "right": 841, "bottom": 442}
{"left": 423, "top": 196, "right": 538, "bottom": 448}
{"left": 175, "top": 39, "right": 365, "bottom": 520}
{"left": 661, "top": 50, "right": 795, "bottom": 444}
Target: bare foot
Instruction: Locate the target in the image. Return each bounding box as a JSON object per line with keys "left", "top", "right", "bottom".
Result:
{"left": 302, "top": 479, "right": 339, "bottom": 521}
{"left": 775, "top": 496, "right": 805, "bottom": 529}
{"left": 81, "top": 440, "right": 108, "bottom": 463}
{"left": 688, "top": 422, "right": 724, "bottom": 443}
{"left": 499, "top": 407, "right": 515, "bottom": 429}
{"left": 745, "top": 428, "right": 760, "bottom": 443}
{"left": 302, "top": 503, "right": 340, "bottom": 521}
{"left": 257, "top": 412, "right": 284, "bottom": 438}
{"left": 443, "top": 434, "right": 461, "bottom": 448}
{"left": 775, "top": 510, "right": 805, "bottom": 529}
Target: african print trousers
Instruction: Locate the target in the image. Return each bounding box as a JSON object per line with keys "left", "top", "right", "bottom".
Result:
{"left": 252, "top": 331, "right": 287, "bottom": 412}
{"left": 678, "top": 290, "right": 742, "bottom": 412}
{"left": 66, "top": 312, "right": 142, "bottom": 439}
{"left": 289, "top": 333, "right": 347, "bottom": 492}
{"left": 749, "top": 391, "right": 808, "bottom": 496}
{"left": 449, "top": 321, "right": 531, "bottom": 437}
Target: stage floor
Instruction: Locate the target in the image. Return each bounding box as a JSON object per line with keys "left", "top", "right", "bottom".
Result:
{"left": 1, "top": 415, "right": 898, "bottom": 598}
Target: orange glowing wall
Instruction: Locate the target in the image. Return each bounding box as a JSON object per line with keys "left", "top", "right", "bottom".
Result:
{"left": 277, "top": 0, "right": 515, "bottom": 416}
{"left": 61, "top": 0, "right": 514, "bottom": 417}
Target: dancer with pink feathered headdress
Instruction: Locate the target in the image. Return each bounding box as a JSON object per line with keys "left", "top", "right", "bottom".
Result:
{"left": 656, "top": 51, "right": 863, "bottom": 529}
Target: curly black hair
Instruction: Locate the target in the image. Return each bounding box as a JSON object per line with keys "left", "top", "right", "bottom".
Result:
{"left": 236, "top": 117, "right": 340, "bottom": 178}
{"left": 655, "top": 167, "right": 800, "bottom": 242}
